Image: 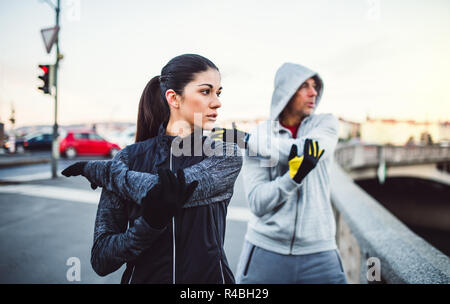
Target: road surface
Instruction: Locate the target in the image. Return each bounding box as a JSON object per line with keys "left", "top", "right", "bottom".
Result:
{"left": 0, "top": 157, "right": 251, "bottom": 283}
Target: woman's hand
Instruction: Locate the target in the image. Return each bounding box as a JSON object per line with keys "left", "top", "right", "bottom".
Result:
{"left": 61, "top": 161, "right": 98, "bottom": 190}
{"left": 141, "top": 168, "right": 198, "bottom": 229}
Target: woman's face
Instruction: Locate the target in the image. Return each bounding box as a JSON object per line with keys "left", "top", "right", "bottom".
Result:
{"left": 176, "top": 68, "right": 222, "bottom": 131}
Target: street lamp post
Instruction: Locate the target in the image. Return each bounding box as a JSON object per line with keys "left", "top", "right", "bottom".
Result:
{"left": 51, "top": 0, "right": 60, "bottom": 178}
{"left": 42, "top": 0, "right": 61, "bottom": 178}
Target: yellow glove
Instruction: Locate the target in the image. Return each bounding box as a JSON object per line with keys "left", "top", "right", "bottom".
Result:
{"left": 288, "top": 139, "right": 325, "bottom": 183}
{"left": 211, "top": 128, "right": 249, "bottom": 149}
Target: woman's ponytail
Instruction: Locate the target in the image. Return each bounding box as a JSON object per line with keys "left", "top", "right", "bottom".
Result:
{"left": 135, "top": 76, "right": 169, "bottom": 142}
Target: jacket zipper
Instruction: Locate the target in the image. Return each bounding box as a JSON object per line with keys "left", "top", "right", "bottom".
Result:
{"left": 290, "top": 187, "right": 305, "bottom": 254}
{"left": 219, "top": 259, "right": 225, "bottom": 284}
{"left": 289, "top": 198, "right": 299, "bottom": 254}
{"left": 128, "top": 265, "right": 135, "bottom": 284}
{"left": 128, "top": 216, "right": 136, "bottom": 284}
{"left": 170, "top": 145, "right": 176, "bottom": 284}
{"left": 172, "top": 217, "right": 176, "bottom": 284}
{"left": 209, "top": 205, "right": 226, "bottom": 284}
{"left": 289, "top": 120, "right": 301, "bottom": 254}
{"left": 288, "top": 120, "right": 307, "bottom": 255}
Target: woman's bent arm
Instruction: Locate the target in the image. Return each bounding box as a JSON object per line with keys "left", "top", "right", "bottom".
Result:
{"left": 90, "top": 189, "right": 166, "bottom": 276}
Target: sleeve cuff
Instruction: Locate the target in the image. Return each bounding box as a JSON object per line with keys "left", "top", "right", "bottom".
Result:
{"left": 278, "top": 171, "right": 301, "bottom": 194}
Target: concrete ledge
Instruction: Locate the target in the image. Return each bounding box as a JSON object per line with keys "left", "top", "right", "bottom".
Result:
{"left": 330, "top": 161, "right": 450, "bottom": 284}
{"left": 0, "top": 156, "right": 51, "bottom": 168}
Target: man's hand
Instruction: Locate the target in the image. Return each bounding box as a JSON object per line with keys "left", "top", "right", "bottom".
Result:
{"left": 211, "top": 127, "right": 250, "bottom": 149}
{"left": 288, "top": 139, "right": 324, "bottom": 184}
{"left": 61, "top": 161, "right": 98, "bottom": 190}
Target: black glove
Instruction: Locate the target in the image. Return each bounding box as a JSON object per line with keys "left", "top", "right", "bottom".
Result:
{"left": 141, "top": 168, "right": 198, "bottom": 229}
{"left": 211, "top": 127, "right": 249, "bottom": 149}
{"left": 288, "top": 139, "right": 325, "bottom": 184}
{"left": 61, "top": 161, "right": 98, "bottom": 190}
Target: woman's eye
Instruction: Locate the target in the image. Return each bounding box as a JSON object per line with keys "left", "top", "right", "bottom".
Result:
{"left": 216, "top": 91, "right": 222, "bottom": 97}
{"left": 201, "top": 89, "right": 210, "bottom": 95}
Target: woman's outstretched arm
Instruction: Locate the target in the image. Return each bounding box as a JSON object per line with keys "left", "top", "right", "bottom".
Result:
{"left": 79, "top": 140, "right": 242, "bottom": 208}
{"left": 246, "top": 114, "right": 339, "bottom": 164}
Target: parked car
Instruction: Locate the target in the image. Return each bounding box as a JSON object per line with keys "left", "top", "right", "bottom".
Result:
{"left": 59, "top": 130, "right": 121, "bottom": 159}
{"left": 3, "top": 134, "right": 24, "bottom": 153}
{"left": 3, "top": 132, "right": 52, "bottom": 153}
{"left": 23, "top": 133, "right": 53, "bottom": 151}
{"left": 2, "top": 139, "right": 12, "bottom": 153}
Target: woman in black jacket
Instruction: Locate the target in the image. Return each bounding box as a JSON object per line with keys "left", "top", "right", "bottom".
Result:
{"left": 63, "top": 54, "right": 243, "bottom": 284}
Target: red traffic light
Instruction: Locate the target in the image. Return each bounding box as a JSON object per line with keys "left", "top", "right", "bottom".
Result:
{"left": 38, "top": 64, "right": 52, "bottom": 94}
{"left": 39, "top": 65, "right": 49, "bottom": 74}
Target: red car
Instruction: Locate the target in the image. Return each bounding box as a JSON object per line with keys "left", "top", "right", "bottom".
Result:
{"left": 59, "top": 130, "right": 121, "bottom": 159}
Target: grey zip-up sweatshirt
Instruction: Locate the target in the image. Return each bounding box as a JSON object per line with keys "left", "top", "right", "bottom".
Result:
{"left": 244, "top": 62, "right": 339, "bottom": 255}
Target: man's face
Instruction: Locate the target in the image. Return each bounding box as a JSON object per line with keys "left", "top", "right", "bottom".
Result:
{"left": 284, "top": 77, "right": 318, "bottom": 119}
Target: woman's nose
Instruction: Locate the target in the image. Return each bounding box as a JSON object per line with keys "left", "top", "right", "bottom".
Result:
{"left": 211, "top": 96, "right": 222, "bottom": 109}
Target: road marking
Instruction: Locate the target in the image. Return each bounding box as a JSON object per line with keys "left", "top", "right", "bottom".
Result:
{"left": 0, "top": 172, "right": 53, "bottom": 182}
{"left": 0, "top": 184, "right": 252, "bottom": 222}
{"left": 0, "top": 184, "right": 100, "bottom": 204}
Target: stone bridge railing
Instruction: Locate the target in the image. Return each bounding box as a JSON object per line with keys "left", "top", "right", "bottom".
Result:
{"left": 330, "top": 151, "right": 450, "bottom": 283}
{"left": 330, "top": 161, "right": 450, "bottom": 283}
{"left": 334, "top": 144, "right": 450, "bottom": 170}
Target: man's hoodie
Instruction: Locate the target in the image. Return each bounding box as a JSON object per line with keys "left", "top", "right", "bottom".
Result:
{"left": 243, "top": 63, "right": 339, "bottom": 255}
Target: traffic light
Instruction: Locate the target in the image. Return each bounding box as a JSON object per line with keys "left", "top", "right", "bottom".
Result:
{"left": 38, "top": 64, "right": 54, "bottom": 95}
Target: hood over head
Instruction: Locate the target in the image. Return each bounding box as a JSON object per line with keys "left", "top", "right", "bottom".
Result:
{"left": 270, "top": 62, "right": 324, "bottom": 121}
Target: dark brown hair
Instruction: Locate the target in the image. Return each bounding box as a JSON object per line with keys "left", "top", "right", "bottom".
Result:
{"left": 135, "top": 54, "right": 219, "bottom": 142}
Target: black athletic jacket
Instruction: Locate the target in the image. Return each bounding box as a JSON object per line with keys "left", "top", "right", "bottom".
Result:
{"left": 85, "top": 123, "right": 242, "bottom": 283}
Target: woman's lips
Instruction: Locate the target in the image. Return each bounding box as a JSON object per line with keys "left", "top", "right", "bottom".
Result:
{"left": 206, "top": 114, "right": 217, "bottom": 121}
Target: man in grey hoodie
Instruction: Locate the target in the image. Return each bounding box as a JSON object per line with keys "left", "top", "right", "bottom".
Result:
{"left": 235, "top": 63, "right": 347, "bottom": 284}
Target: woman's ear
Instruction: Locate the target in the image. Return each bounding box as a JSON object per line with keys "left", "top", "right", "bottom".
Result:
{"left": 165, "top": 89, "right": 180, "bottom": 109}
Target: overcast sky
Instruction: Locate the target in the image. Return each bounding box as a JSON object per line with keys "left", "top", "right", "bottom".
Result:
{"left": 1, "top": 0, "right": 449, "bottom": 128}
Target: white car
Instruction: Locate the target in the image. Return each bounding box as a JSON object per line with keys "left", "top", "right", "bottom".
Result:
{"left": 117, "top": 126, "right": 136, "bottom": 149}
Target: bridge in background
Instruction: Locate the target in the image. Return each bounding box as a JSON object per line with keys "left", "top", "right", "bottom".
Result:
{"left": 335, "top": 144, "right": 450, "bottom": 185}
{"left": 332, "top": 144, "right": 450, "bottom": 283}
